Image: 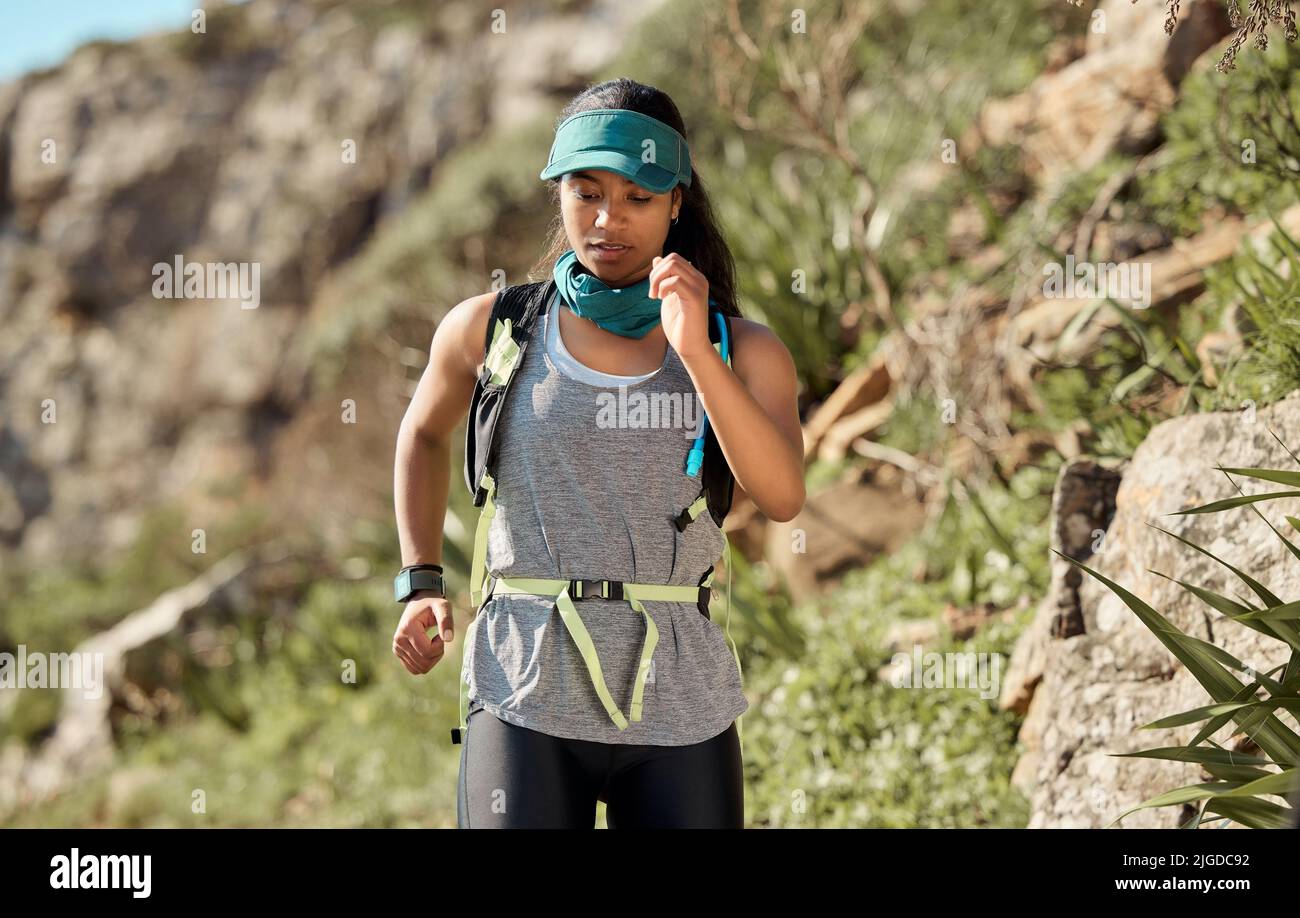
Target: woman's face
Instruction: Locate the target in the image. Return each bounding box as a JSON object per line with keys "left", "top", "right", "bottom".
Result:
{"left": 560, "top": 169, "right": 681, "bottom": 287}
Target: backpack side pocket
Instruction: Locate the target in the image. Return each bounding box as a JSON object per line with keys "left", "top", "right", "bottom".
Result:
{"left": 483, "top": 317, "right": 521, "bottom": 387}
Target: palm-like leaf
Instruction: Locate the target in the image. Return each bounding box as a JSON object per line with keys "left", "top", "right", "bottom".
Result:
{"left": 1062, "top": 435, "right": 1300, "bottom": 827}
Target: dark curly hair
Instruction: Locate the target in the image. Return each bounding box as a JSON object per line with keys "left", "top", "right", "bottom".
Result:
{"left": 529, "top": 77, "right": 742, "bottom": 319}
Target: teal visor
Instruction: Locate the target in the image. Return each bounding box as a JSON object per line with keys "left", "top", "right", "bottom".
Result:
{"left": 539, "top": 108, "right": 692, "bottom": 194}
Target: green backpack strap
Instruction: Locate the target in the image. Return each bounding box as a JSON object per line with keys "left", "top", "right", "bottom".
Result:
{"left": 672, "top": 493, "right": 709, "bottom": 531}
{"left": 454, "top": 285, "right": 550, "bottom": 744}
{"left": 469, "top": 470, "right": 497, "bottom": 610}
{"left": 720, "top": 530, "right": 743, "bottom": 756}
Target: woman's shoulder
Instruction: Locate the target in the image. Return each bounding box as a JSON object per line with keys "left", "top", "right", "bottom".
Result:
{"left": 438, "top": 290, "right": 499, "bottom": 377}
{"left": 727, "top": 314, "right": 794, "bottom": 378}
{"left": 456, "top": 283, "right": 552, "bottom": 346}
{"left": 727, "top": 314, "right": 772, "bottom": 343}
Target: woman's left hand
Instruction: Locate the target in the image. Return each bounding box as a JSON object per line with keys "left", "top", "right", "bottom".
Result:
{"left": 651, "top": 253, "right": 712, "bottom": 362}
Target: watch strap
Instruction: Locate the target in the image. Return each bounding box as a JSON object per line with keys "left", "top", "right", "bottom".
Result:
{"left": 395, "top": 568, "right": 445, "bottom": 602}
{"left": 400, "top": 563, "right": 444, "bottom": 574}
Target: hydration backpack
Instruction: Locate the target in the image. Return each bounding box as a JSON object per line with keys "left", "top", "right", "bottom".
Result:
{"left": 463, "top": 277, "right": 737, "bottom": 553}
{"left": 451, "top": 277, "right": 745, "bottom": 747}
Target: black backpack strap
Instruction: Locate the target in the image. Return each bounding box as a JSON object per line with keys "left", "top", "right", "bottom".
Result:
{"left": 479, "top": 279, "right": 551, "bottom": 354}
{"left": 701, "top": 308, "right": 736, "bottom": 527}
{"left": 464, "top": 279, "right": 555, "bottom": 505}
{"left": 696, "top": 564, "right": 715, "bottom": 619}
{"left": 671, "top": 303, "right": 737, "bottom": 530}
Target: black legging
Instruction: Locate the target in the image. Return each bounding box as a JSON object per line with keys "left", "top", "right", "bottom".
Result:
{"left": 457, "top": 707, "right": 744, "bottom": 828}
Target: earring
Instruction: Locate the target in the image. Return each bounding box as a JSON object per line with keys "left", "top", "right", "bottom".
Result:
{"left": 671, "top": 214, "right": 679, "bottom": 225}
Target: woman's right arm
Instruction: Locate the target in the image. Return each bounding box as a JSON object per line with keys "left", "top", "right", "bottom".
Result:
{"left": 391, "top": 291, "right": 496, "bottom": 676}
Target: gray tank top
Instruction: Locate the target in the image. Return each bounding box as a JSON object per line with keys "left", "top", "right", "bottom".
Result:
{"left": 461, "top": 286, "right": 748, "bottom": 746}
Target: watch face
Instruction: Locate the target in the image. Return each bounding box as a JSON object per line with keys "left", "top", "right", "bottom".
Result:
{"left": 396, "top": 569, "right": 443, "bottom": 601}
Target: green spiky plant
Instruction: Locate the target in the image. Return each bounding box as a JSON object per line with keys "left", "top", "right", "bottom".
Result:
{"left": 1203, "top": 209, "right": 1300, "bottom": 410}
{"left": 1056, "top": 433, "right": 1300, "bottom": 828}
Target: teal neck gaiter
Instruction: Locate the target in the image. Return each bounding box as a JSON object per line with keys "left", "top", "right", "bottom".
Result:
{"left": 552, "top": 248, "right": 662, "bottom": 339}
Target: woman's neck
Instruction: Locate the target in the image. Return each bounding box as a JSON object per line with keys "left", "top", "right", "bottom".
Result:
{"left": 558, "top": 302, "right": 669, "bottom": 376}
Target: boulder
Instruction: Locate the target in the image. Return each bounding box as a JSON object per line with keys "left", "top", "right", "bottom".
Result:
{"left": 1007, "top": 391, "right": 1300, "bottom": 827}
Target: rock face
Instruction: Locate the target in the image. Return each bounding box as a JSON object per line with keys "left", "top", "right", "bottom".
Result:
{"left": 0, "top": 0, "right": 660, "bottom": 570}
{"left": 1000, "top": 459, "right": 1124, "bottom": 718}
{"left": 1006, "top": 391, "right": 1300, "bottom": 827}
{"left": 966, "top": 0, "right": 1231, "bottom": 183}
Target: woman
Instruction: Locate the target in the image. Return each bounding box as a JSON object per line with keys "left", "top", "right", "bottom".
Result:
{"left": 392, "top": 78, "right": 804, "bottom": 828}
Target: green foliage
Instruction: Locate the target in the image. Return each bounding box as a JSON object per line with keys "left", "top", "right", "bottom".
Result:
{"left": 671, "top": 0, "right": 1076, "bottom": 398}
{"left": 1067, "top": 453, "right": 1300, "bottom": 828}
{"left": 0, "top": 498, "right": 270, "bottom": 746}
{"left": 5, "top": 573, "right": 465, "bottom": 828}
{"left": 1008, "top": 152, "right": 1138, "bottom": 248}
{"left": 1, "top": 500, "right": 269, "bottom": 653}
{"left": 719, "top": 544, "right": 808, "bottom": 669}
{"left": 1202, "top": 214, "right": 1300, "bottom": 410}
{"left": 742, "top": 464, "right": 1054, "bottom": 826}
{"left": 1023, "top": 337, "right": 1162, "bottom": 459}
{"left": 745, "top": 597, "right": 1031, "bottom": 827}
{"left": 1017, "top": 200, "right": 1300, "bottom": 458}
{"left": 875, "top": 394, "right": 954, "bottom": 457}
{"left": 1035, "top": 204, "right": 1300, "bottom": 436}
{"left": 803, "top": 456, "right": 854, "bottom": 493}
{"left": 1011, "top": 28, "right": 1300, "bottom": 453}
{"left": 901, "top": 140, "right": 1031, "bottom": 286}
{"left": 347, "top": 0, "right": 438, "bottom": 31}
{"left": 1137, "top": 40, "right": 1300, "bottom": 237}
{"left": 872, "top": 0, "right": 1088, "bottom": 284}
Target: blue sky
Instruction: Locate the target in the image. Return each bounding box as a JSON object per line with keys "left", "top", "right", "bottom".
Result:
{"left": 0, "top": 1, "right": 244, "bottom": 82}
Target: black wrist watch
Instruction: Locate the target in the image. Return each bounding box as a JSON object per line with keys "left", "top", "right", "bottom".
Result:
{"left": 394, "top": 564, "right": 446, "bottom": 602}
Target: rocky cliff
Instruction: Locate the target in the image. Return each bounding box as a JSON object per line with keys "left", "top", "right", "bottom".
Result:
{"left": 0, "top": 0, "right": 659, "bottom": 571}
{"left": 1005, "top": 393, "right": 1300, "bottom": 826}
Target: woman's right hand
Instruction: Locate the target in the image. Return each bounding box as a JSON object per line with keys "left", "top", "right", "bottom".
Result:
{"left": 392, "top": 592, "right": 455, "bottom": 675}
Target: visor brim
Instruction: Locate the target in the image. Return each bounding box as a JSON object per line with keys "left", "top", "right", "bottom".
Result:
{"left": 539, "top": 150, "right": 687, "bottom": 194}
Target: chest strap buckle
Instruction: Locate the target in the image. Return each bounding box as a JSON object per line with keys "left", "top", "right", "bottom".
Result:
{"left": 569, "top": 578, "right": 624, "bottom": 601}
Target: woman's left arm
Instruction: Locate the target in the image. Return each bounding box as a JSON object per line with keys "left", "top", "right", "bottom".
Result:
{"left": 678, "top": 320, "right": 806, "bottom": 522}
{"left": 652, "top": 252, "right": 805, "bottom": 522}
